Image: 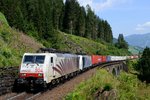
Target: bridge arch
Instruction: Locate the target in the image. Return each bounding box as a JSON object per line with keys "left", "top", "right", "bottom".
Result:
{"left": 112, "top": 68, "right": 117, "bottom": 76}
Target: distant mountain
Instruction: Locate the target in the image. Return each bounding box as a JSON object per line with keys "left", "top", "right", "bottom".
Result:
{"left": 128, "top": 46, "right": 144, "bottom": 55}
{"left": 125, "top": 33, "right": 150, "bottom": 48}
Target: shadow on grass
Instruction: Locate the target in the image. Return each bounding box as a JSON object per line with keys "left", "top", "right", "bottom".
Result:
{"left": 130, "top": 71, "right": 150, "bottom": 84}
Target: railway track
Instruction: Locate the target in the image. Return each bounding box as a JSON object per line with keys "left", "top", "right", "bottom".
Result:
{"left": 0, "top": 61, "right": 127, "bottom": 100}
{"left": 1, "top": 92, "right": 41, "bottom": 100}
{"left": 100, "top": 61, "right": 124, "bottom": 68}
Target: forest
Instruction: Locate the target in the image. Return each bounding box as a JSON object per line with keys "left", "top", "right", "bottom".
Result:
{"left": 0, "top": 0, "right": 113, "bottom": 46}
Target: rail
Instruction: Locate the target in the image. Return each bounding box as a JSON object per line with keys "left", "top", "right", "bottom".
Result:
{"left": 0, "top": 60, "right": 127, "bottom": 97}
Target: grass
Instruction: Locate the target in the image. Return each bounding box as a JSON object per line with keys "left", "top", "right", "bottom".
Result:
{"left": 0, "top": 12, "right": 9, "bottom": 26}
{"left": 65, "top": 69, "right": 118, "bottom": 100}
{"left": 45, "top": 31, "right": 131, "bottom": 56}
{"left": 65, "top": 61, "right": 150, "bottom": 100}
{"left": 0, "top": 12, "right": 43, "bottom": 67}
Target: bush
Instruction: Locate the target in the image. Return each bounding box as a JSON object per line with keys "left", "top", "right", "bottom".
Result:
{"left": 1, "top": 47, "right": 12, "bottom": 58}
{"left": 1, "top": 31, "right": 11, "bottom": 42}
{"left": 65, "top": 69, "right": 118, "bottom": 100}
{"left": 117, "top": 72, "right": 138, "bottom": 99}
{"left": 126, "top": 59, "right": 138, "bottom": 72}
{"left": 65, "top": 68, "right": 150, "bottom": 100}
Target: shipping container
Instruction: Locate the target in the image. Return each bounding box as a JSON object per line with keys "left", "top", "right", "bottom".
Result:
{"left": 91, "top": 55, "right": 103, "bottom": 65}
{"left": 106, "top": 56, "right": 119, "bottom": 61}
{"left": 102, "top": 56, "right": 107, "bottom": 62}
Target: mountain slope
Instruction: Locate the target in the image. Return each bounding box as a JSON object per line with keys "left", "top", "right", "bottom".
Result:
{"left": 128, "top": 46, "right": 144, "bottom": 55}
{"left": 0, "top": 12, "right": 131, "bottom": 67}
{"left": 48, "top": 30, "right": 130, "bottom": 56}
{"left": 125, "top": 33, "right": 150, "bottom": 48}
{"left": 0, "top": 12, "right": 44, "bottom": 67}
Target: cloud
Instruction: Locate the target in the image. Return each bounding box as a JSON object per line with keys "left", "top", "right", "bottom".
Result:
{"left": 77, "top": 0, "right": 129, "bottom": 12}
{"left": 136, "top": 21, "right": 150, "bottom": 32}
{"left": 77, "top": 0, "right": 93, "bottom": 7}
{"left": 93, "top": 0, "right": 119, "bottom": 11}
{"left": 63, "top": 0, "right": 129, "bottom": 12}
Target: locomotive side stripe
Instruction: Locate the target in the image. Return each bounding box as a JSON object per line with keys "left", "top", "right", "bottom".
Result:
{"left": 52, "top": 67, "right": 63, "bottom": 75}
{"left": 56, "top": 64, "right": 64, "bottom": 74}
{"left": 59, "top": 61, "right": 65, "bottom": 71}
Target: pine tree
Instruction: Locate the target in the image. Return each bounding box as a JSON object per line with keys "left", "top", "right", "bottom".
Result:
{"left": 103, "top": 20, "right": 113, "bottom": 43}
{"left": 116, "top": 34, "right": 128, "bottom": 49}
{"left": 42, "top": 0, "right": 53, "bottom": 40}
{"left": 136, "top": 47, "right": 150, "bottom": 82}
{"left": 0, "top": 0, "right": 114, "bottom": 45}
{"left": 76, "top": 6, "right": 86, "bottom": 36}
{"left": 97, "top": 19, "right": 104, "bottom": 40}
{"left": 91, "top": 15, "right": 99, "bottom": 40}
{"left": 13, "top": 6, "right": 24, "bottom": 30}
{"left": 59, "top": 5, "right": 65, "bottom": 31}
{"left": 52, "top": 0, "right": 64, "bottom": 30}
{"left": 0, "top": 0, "right": 20, "bottom": 26}
{"left": 63, "top": 0, "right": 80, "bottom": 34}
{"left": 85, "top": 5, "right": 94, "bottom": 38}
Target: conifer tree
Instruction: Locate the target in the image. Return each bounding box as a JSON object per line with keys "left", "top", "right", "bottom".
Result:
{"left": 136, "top": 47, "right": 150, "bottom": 82}
{"left": 63, "top": 0, "right": 80, "bottom": 34}
{"left": 97, "top": 19, "right": 105, "bottom": 40}
{"left": 76, "top": 6, "right": 86, "bottom": 36}
{"left": 52, "top": 0, "right": 64, "bottom": 30}
{"left": 85, "top": 5, "right": 94, "bottom": 38}
{"left": 0, "top": 0, "right": 114, "bottom": 44}
{"left": 103, "top": 20, "right": 113, "bottom": 43}
{"left": 42, "top": 0, "right": 53, "bottom": 40}
{"left": 116, "top": 34, "right": 128, "bottom": 49}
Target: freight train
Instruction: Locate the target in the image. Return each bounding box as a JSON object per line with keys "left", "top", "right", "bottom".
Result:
{"left": 15, "top": 48, "right": 138, "bottom": 91}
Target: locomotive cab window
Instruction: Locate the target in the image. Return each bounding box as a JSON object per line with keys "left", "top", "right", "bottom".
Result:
{"left": 23, "top": 55, "right": 34, "bottom": 63}
{"left": 35, "top": 56, "right": 45, "bottom": 64}
{"left": 23, "top": 55, "right": 45, "bottom": 64}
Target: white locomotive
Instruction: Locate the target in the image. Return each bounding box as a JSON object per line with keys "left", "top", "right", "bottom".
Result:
{"left": 16, "top": 51, "right": 92, "bottom": 90}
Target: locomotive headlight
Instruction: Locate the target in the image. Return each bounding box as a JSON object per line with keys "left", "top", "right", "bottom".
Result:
{"left": 38, "top": 73, "right": 43, "bottom": 77}
{"left": 21, "top": 73, "right": 26, "bottom": 76}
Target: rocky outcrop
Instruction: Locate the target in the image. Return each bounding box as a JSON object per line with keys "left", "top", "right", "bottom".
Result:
{"left": 94, "top": 88, "right": 117, "bottom": 100}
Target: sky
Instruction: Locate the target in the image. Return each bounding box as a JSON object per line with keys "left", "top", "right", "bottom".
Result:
{"left": 76, "top": 0, "right": 150, "bottom": 38}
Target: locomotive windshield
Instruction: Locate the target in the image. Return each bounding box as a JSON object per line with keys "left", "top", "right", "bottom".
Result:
{"left": 23, "top": 55, "right": 45, "bottom": 64}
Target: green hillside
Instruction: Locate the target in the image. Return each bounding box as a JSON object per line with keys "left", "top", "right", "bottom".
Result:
{"left": 45, "top": 30, "right": 130, "bottom": 56}
{"left": 0, "top": 12, "right": 130, "bottom": 67}
{"left": 0, "top": 12, "right": 9, "bottom": 26}
{"left": 0, "top": 12, "right": 44, "bottom": 67}
{"left": 128, "top": 46, "right": 143, "bottom": 55}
